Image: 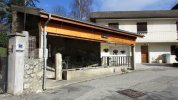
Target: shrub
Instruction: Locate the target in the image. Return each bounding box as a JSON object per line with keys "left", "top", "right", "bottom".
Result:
{"left": 0, "top": 32, "right": 7, "bottom": 47}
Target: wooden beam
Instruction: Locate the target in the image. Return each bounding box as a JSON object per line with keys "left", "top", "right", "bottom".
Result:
{"left": 40, "top": 22, "right": 136, "bottom": 45}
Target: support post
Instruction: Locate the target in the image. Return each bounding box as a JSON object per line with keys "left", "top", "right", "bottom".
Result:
{"left": 55, "top": 53, "right": 62, "bottom": 80}
{"left": 38, "top": 32, "right": 44, "bottom": 59}
{"left": 8, "top": 33, "right": 26, "bottom": 95}
{"left": 42, "top": 31, "right": 47, "bottom": 90}
{"left": 38, "top": 23, "right": 44, "bottom": 59}
{"left": 131, "top": 44, "right": 135, "bottom": 70}
{"left": 107, "top": 57, "right": 110, "bottom": 66}
{"left": 42, "top": 14, "right": 51, "bottom": 90}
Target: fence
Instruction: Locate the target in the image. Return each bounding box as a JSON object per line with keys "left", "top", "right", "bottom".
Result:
{"left": 102, "top": 56, "right": 131, "bottom": 67}
{"left": 62, "top": 56, "right": 131, "bottom": 70}
{"left": 28, "top": 36, "right": 36, "bottom": 59}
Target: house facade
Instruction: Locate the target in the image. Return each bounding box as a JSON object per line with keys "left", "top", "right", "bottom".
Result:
{"left": 4, "top": 5, "right": 142, "bottom": 95}
{"left": 90, "top": 10, "right": 178, "bottom": 64}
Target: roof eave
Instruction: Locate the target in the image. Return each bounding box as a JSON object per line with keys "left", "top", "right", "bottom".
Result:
{"left": 40, "top": 12, "right": 143, "bottom": 38}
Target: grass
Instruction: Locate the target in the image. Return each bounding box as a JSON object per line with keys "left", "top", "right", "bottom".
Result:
{"left": 0, "top": 47, "right": 7, "bottom": 57}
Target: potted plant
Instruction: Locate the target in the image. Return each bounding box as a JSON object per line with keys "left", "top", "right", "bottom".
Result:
{"left": 120, "top": 50, "right": 126, "bottom": 54}
{"left": 113, "top": 49, "right": 118, "bottom": 55}
{"left": 103, "top": 48, "right": 109, "bottom": 53}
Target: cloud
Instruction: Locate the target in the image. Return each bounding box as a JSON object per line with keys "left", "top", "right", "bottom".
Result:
{"left": 94, "top": 0, "right": 178, "bottom": 11}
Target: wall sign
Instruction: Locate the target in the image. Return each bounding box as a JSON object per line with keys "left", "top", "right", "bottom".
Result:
{"left": 16, "top": 43, "right": 25, "bottom": 51}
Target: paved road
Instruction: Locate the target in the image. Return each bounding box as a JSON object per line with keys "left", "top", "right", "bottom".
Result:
{"left": 1, "top": 64, "right": 178, "bottom": 100}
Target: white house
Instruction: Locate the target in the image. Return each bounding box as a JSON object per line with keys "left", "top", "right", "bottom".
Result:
{"left": 90, "top": 10, "right": 178, "bottom": 64}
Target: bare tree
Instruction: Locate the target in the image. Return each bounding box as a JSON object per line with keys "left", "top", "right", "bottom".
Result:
{"left": 51, "top": 5, "right": 67, "bottom": 16}
{"left": 1, "top": 0, "right": 39, "bottom": 7}
{"left": 70, "top": 0, "right": 93, "bottom": 20}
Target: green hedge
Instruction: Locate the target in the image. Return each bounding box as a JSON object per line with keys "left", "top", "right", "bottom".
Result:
{"left": 0, "top": 47, "right": 7, "bottom": 57}
{"left": 0, "top": 33, "right": 7, "bottom": 57}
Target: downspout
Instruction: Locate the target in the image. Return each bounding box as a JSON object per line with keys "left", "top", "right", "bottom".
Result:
{"left": 42, "top": 13, "right": 51, "bottom": 90}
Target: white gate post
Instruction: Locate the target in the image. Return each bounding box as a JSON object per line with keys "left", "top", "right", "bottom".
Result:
{"left": 8, "top": 32, "right": 26, "bottom": 95}
{"left": 55, "top": 53, "right": 62, "bottom": 80}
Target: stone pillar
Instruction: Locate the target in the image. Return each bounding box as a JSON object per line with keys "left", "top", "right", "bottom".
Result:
{"left": 55, "top": 53, "right": 62, "bottom": 80}
{"left": 131, "top": 44, "right": 135, "bottom": 70}
{"left": 8, "top": 33, "right": 26, "bottom": 95}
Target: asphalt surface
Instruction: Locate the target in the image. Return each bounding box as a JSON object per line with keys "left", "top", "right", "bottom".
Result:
{"left": 1, "top": 64, "right": 178, "bottom": 100}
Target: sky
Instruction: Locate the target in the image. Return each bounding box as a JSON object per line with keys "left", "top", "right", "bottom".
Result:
{"left": 37, "top": 0, "right": 178, "bottom": 12}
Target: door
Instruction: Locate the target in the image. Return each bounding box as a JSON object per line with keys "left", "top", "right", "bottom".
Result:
{"left": 141, "top": 46, "right": 149, "bottom": 63}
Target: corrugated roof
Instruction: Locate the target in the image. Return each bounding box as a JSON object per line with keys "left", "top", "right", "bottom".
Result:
{"left": 90, "top": 10, "right": 178, "bottom": 19}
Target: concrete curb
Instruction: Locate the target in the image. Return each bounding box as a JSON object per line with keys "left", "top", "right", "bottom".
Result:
{"left": 46, "top": 71, "right": 131, "bottom": 90}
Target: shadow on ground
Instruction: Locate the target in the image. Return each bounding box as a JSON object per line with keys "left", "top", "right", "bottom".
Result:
{"left": 142, "top": 63, "right": 175, "bottom": 67}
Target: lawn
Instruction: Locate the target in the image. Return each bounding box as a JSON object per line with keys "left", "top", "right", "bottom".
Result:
{"left": 0, "top": 47, "right": 7, "bottom": 57}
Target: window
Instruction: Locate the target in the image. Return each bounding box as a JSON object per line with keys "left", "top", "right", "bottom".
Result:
{"left": 137, "top": 22, "right": 147, "bottom": 34}
{"left": 171, "top": 45, "right": 176, "bottom": 55}
{"left": 108, "top": 23, "right": 119, "bottom": 29}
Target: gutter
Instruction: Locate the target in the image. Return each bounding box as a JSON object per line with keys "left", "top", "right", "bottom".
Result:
{"left": 42, "top": 13, "right": 51, "bottom": 90}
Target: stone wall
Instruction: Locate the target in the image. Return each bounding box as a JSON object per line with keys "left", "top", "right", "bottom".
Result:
{"left": 24, "top": 59, "right": 43, "bottom": 93}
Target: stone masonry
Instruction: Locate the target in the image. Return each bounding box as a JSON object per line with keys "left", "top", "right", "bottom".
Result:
{"left": 24, "top": 59, "right": 43, "bottom": 93}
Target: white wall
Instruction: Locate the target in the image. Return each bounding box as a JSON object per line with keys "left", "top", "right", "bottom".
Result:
{"left": 135, "top": 44, "right": 142, "bottom": 63}
{"left": 96, "top": 19, "right": 178, "bottom": 43}
{"left": 135, "top": 43, "right": 178, "bottom": 63}
{"left": 137, "top": 20, "right": 178, "bottom": 42}
{"left": 101, "top": 43, "right": 178, "bottom": 64}
{"left": 96, "top": 19, "right": 178, "bottom": 64}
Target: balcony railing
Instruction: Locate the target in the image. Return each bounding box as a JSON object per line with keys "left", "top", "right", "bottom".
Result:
{"left": 101, "top": 56, "right": 131, "bottom": 67}
{"left": 136, "top": 31, "right": 178, "bottom": 42}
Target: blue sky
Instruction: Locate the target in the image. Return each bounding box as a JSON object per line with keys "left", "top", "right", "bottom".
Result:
{"left": 37, "top": 0, "right": 178, "bottom": 12}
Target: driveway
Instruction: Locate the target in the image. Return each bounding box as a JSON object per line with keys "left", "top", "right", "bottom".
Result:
{"left": 1, "top": 64, "right": 178, "bottom": 100}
